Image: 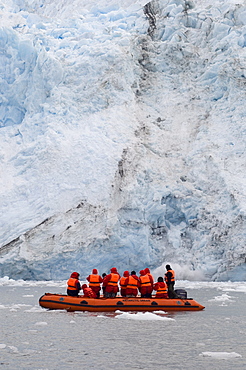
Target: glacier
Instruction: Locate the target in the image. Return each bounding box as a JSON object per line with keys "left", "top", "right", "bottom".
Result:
{"left": 0, "top": 0, "right": 245, "bottom": 281}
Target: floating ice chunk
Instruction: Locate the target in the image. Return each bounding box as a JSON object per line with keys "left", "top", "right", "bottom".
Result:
{"left": 0, "top": 277, "right": 66, "bottom": 287}
{"left": 34, "top": 321, "right": 48, "bottom": 326}
{"left": 115, "top": 311, "right": 175, "bottom": 321}
{"left": 200, "top": 351, "right": 242, "bottom": 359}
{"left": 208, "top": 293, "right": 235, "bottom": 302}
{"left": 25, "top": 306, "right": 44, "bottom": 312}
{"left": 153, "top": 310, "right": 167, "bottom": 314}
{"left": 0, "top": 344, "right": 6, "bottom": 349}
{"left": 219, "top": 284, "right": 246, "bottom": 293}
{"left": 8, "top": 346, "right": 18, "bottom": 353}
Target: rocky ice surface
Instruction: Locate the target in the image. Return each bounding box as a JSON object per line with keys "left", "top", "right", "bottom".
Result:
{"left": 0, "top": 0, "right": 245, "bottom": 280}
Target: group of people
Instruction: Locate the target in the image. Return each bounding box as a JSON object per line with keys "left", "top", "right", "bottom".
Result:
{"left": 67, "top": 265, "right": 177, "bottom": 299}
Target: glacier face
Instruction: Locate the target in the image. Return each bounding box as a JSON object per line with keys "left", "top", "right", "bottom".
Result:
{"left": 0, "top": 0, "right": 245, "bottom": 281}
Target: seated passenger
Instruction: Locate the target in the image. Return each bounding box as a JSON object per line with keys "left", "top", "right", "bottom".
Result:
{"left": 153, "top": 277, "right": 168, "bottom": 299}
{"left": 144, "top": 268, "right": 154, "bottom": 287}
{"left": 103, "top": 267, "right": 121, "bottom": 298}
{"left": 82, "top": 284, "right": 97, "bottom": 298}
{"left": 120, "top": 271, "right": 129, "bottom": 297}
{"left": 125, "top": 270, "right": 140, "bottom": 297}
{"left": 101, "top": 273, "right": 107, "bottom": 296}
{"left": 139, "top": 270, "right": 152, "bottom": 298}
{"left": 67, "top": 272, "right": 81, "bottom": 297}
{"left": 86, "top": 268, "right": 103, "bottom": 298}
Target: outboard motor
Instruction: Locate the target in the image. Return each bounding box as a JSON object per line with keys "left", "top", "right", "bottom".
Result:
{"left": 174, "top": 289, "right": 187, "bottom": 299}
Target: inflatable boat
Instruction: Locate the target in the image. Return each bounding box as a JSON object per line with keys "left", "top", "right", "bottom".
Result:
{"left": 39, "top": 293, "right": 205, "bottom": 312}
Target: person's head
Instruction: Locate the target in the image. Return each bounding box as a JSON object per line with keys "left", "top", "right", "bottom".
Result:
{"left": 166, "top": 264, "right": 171, "bottom": 271}
{"left": 102, "top": 273, "right": 106, "bottom": 278}
{"left": 82, "top": 284, "right": 87, "bottom": 289}
{"left": 131, "top": 270, "right": 136, "bottom": 275}
{"left": 157, "top": 276, "right": 164, "bottom": 282}
{"left": 123, "top": 271, "right": 129, "bottom": 277}
{"left": 92, "top": 268, "right": 98, "bottom": 274}
{"left": 111, "top": 267, "right": 117, "bottom": 273}
{"left": 139, "top": 270, "right": 145, "bottom": 276}
{"left": 70, "top": 272, "right": 80, "bottom": 279}
{"left": 145, "top": 268, "right": 150, "bottom": 274}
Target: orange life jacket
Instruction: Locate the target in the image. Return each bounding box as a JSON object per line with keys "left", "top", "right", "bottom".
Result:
{"left": 120, "top": 276, "right": 128, "bottom": 288}
{"left": 165, "top": 269, "right": 175, "bottom": 282}
{"left": 126, "top": 276, "right": 138, "bottom": 289}
{"left": 156, "top": 282, "right": 168, "bottom": 294}
{"left": 88, "top": 274, "right": 101, "bottom": 287}
{"left": 147, "top": 273, "right": 154, "bottom": 284}
{"left": 67, "top": 278, "right": 78, "bottom": 290}
{"left": 139, "top": 274, "right": 151, "bottom": 287}
{"left": 108, "top": 273, "right": 119, "bottom": 286}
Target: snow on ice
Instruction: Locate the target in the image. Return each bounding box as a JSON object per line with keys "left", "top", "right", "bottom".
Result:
{"left": 0, "top": 0, "right": 246, "bottom": 280}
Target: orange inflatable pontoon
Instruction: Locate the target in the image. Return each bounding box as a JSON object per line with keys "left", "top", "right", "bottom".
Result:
{"left": 39, "top": 293, "right": 205, "bottom": 312}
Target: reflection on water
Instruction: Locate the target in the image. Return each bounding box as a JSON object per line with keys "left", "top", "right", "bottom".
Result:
{"left": 0, "top": 283, "right": 245, "bottom": 369}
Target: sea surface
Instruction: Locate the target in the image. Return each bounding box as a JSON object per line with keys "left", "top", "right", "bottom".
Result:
{"left": 0, "top": 280, "right": 245, "bottom": 370}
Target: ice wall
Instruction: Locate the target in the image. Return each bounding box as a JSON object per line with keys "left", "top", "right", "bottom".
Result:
{"left": 0, "top": 0, "right": 245, "bottom": 280}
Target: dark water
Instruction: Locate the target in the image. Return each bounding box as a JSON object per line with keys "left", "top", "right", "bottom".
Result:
{"left": 0, "top": 283, "right": 245, "bottom": 369}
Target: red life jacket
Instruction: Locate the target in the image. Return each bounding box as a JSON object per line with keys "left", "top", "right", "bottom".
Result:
{"left": 67, "top": 278, "right": 78, "bottom": 290}
{"left": 126, "top": 276, "right": 138, "bottom": 289}
{"left": 108, "top": 273, "right": 119, "bottom": 286}
{"left": 88, "top": 274, "right": 101, "bottom": 287}
{"left": 83, "top": 287, "right": 96, "bottom": 298}
{"left": 139, "top": 274, "right": 151, "bottom": 287}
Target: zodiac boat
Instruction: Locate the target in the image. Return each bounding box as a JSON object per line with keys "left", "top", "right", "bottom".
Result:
{"left": 39, "top": 293, "right": 205, "bottom": 312}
